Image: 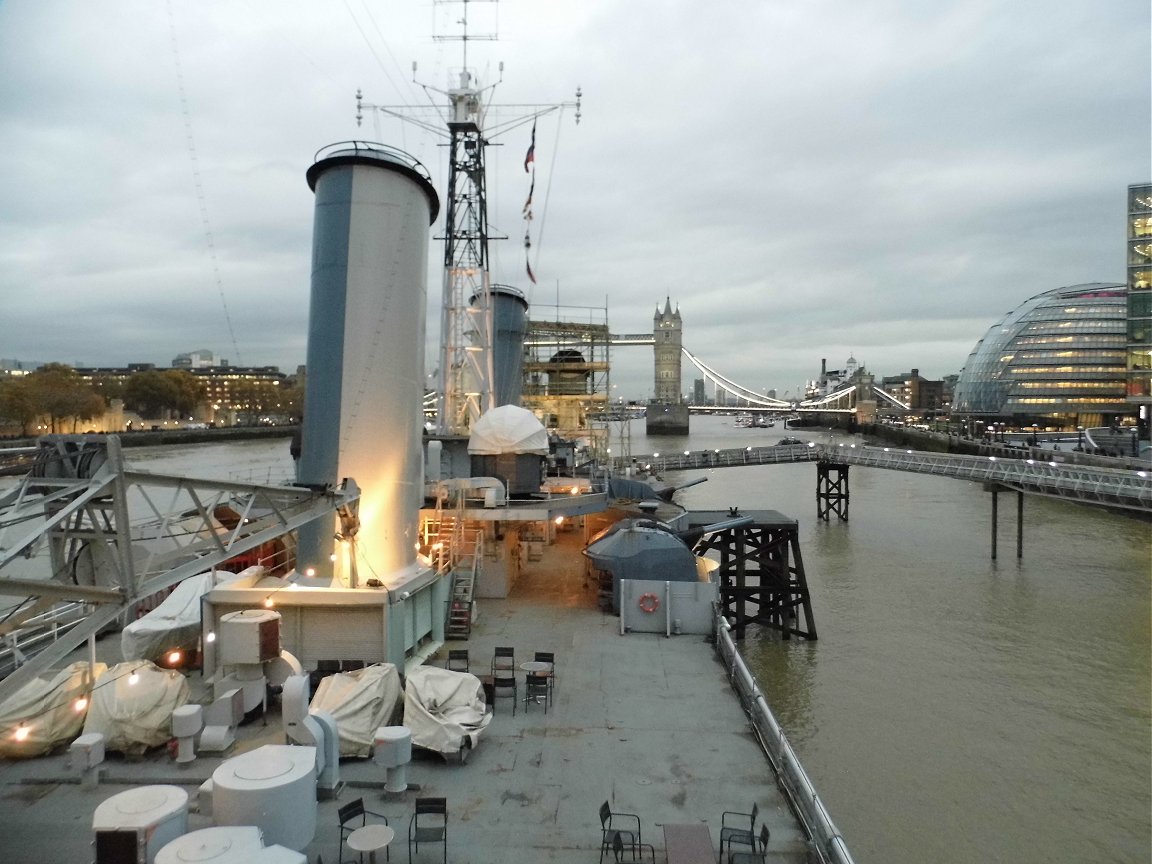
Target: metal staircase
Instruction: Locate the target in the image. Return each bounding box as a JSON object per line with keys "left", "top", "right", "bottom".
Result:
{"left": 425, "top": 497, "right": 484, "bottom": 639}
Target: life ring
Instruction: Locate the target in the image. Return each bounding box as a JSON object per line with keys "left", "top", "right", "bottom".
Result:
{"left": 638, "top": 592, "right": 660, "bottom": 614}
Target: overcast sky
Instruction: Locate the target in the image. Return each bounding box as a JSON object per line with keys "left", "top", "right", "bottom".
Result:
{"left": 1, "top": 1, "right": 1147, "bottom": 400}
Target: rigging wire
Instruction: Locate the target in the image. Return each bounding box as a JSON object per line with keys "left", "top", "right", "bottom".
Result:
{"left": 164, "top": 0, "right": 243, "bottom": 366}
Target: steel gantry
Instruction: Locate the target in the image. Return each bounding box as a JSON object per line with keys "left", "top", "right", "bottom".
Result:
{"left": 0, "top": 436, "right": 359, "bottom": 705}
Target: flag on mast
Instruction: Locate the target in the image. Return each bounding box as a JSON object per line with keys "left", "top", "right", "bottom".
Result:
{"left": 523, "top": 119, "right": 536, "bottom": 172}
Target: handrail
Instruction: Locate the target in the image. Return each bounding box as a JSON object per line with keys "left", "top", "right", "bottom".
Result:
{"left": 631, "top": 443, "right": 1151, "bottom": 512}
{"left": 0, "top": 601, "right": 92, "bottom": 678}
{"left": 714, "top": 611, "right": 855, "bottom": 864}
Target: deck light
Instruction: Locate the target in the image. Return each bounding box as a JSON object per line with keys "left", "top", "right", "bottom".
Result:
{"left": 128, "top": 670, "right": 140, "bottom": 686}
{"left": 205, "top": 631, "right": 216, "bottom": 643}
{"left": 73, "top": 697, "right": 88, "bottom": 713}
{"left": 263, "top": 596, "right": 275, "bottom": 608}
{"left": 14, "top": 723, "right": 29, "bottom": 742}
{"left": 167, "top": 650, "right": 183, "bottom": 666}
{"left": 304, "top": 567, "right": 316, "bottom": 577}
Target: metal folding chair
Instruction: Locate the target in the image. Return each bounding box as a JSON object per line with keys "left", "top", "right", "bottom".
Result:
{"left": 408, "top": 797, "right": 447, "bottom": 864}
{"left": 599, "top": 801, "right": 642, "bottom": 864}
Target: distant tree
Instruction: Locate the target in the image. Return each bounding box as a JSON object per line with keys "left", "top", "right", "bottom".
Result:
{"left": 123, "top": 370, "right": 180, "bottom": 419}
{"left": 230, "top": 380, "right": 282, "bottom": 425}
{"left": 91, "top": 375, "right": 125, "bottom": 402}
{"left": 277, "top": 384, "right": 304, "bottom": 423}
{"left": 25, "top": 364, "right": 105, "bottom": 433}
{"left": 0, "top": 378, "right": 38, "bottom": 435}
{"left": 162, "top": 370, "right": 206, "bottom": 418}
{"left": 70, "top": 391, "right": 107, "bottom": 432}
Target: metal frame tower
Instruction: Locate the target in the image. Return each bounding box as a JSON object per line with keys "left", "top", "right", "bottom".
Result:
{"left": 439, "top": 69, "right": 495, "bottom": 434}
{"left": 357, "top": 0, "right": 580, "bottom": 436}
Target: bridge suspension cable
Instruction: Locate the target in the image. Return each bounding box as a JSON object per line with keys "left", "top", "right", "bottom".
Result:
{"left": 681, "top": 348, "right": 792, "bottom": 408}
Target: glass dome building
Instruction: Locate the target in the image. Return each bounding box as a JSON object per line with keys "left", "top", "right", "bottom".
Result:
{"left": 952, "top": 283, "right": 1128, "bottom": 426}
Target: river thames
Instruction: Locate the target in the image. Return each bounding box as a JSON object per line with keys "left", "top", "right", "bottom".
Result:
{"left": 15, "top": 421, "right": 1148, "bottom": 864}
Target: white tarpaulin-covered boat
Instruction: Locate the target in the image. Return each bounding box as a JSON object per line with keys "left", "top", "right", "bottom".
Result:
{"left": 309, "top": 663, "right": 402, "bottom": 757}
{"left": 402, "top": 666, "right": 491, "bottom": 759}
{"left": 82, "top": 661, "right": 190, "bottom": 755}
{"left": 0, "top": 661, "right": 107, "bottom": 757}
{"left": 120, "top": 567, "right": 260, "bottom": 663}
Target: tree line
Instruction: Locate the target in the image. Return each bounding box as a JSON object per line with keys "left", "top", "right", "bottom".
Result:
{"left": 0, "top": 365, "right": 302, "bottom": 436}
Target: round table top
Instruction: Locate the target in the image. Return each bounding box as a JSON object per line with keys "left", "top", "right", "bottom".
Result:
{"left": 347, "top": 824, "right": 395, "bottom": 853}
{"left": 519, "top": 661, "right": 550, "bottom": 672}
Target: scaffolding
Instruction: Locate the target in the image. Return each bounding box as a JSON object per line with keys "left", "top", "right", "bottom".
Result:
{"left": 521, "top": 305, "right": 611, "bottom": 460}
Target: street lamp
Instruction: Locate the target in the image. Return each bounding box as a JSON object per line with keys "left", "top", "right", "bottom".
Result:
{"left": 1076, "top": 425, "right": 1084, "bottom": 451}
{"left": 1030, "top": 423, "right": 1039, "bottom": 447}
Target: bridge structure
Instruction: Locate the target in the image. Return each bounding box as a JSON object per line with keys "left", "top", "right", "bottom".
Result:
{"left": 629, "top": 441, "right": 1152, "bottom": 556}
{"left": 608, "top": 332, "right": 908, "bottom": 418}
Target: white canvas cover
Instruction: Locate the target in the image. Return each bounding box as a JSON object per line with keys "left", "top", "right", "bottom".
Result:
{"left": 402, "top": 666, "right": 492, "bottom": 756}
{"left": 83, "top": 661, "right": 190, "bottom": 755}
{"left": 309, "top": 663, "right": 402, "bottom": 757}
{"left": 467, "top": 405, "right": 549, "bottom": 455}
{"left": 0, "top": 661, "right": 107, "bottom": 758}
{"left": 121, "top": 568, "right": 257, "bottom": 662}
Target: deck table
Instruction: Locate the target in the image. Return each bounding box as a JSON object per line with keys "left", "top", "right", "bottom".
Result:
{"left": 663, "top": 822, "right": 714, "bottom": 864}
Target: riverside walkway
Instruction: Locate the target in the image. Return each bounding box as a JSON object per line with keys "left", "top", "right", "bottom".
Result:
{"left": 635, "top": 443, "right": 1152, "bottom": 514}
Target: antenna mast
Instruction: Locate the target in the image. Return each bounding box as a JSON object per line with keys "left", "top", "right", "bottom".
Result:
{"left": 435, "top": 0, "right": 498, "bottom": 434}
{"left": 357, "top": 0, "right": 581, "bottom": 435}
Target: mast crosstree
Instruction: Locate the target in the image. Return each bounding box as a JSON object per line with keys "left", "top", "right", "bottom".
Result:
{"left": 357, "top": 0, "right": 580, "bottom": 434}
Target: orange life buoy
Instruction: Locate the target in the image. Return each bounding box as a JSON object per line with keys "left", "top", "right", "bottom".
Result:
{"left": 638, "top": 592, "right": 660, "bottom": 614}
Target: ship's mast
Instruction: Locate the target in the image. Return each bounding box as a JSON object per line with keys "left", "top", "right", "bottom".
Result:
{"left": 439, "top": 63, "right": 495, "bottom": 434}
{"left": 357, "top": 0, "right": 580, "bottom": 435}
{"left": 434, "top": 0, "right": 497, "bottom": 434}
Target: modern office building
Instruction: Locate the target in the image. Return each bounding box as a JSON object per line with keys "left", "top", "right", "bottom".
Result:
{"left": 1126, "top": 183, "right": 1151, "bottom": 432}
{"left": 951, "top": 283, "right": 1128, "bottom": 427}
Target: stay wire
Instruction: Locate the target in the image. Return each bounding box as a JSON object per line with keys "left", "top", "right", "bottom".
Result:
{"left": 164, "top": 0, "right": 243, "bottom": 367}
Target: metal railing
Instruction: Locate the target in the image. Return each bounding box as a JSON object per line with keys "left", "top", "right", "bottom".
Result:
{"left": 826, "top": 443, "right": 1152, "bottom": 511}
{"left": 0, "top": 601, "right": 92, "bottom": 680}
{"left": 634, "top": 443, "right": 1152, "bottom": 513}
{"left": 714, "top": 613, "right": 855, "bottom": 864}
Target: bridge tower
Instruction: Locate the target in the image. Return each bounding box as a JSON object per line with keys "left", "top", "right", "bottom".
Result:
{"left": 647, "top": 297, "right": 690, "bottom": 434}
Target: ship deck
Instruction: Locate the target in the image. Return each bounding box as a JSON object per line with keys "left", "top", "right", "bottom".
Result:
{"left": 0, "top": 530, "right": 810, "bottom": 863}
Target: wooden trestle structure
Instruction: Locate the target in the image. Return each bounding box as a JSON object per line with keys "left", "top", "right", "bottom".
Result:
{"left": 688, "top": 510, "right": 817, "bottom": 640}
{"left": 816, "top": 461, "right": 850, "bottom": 521}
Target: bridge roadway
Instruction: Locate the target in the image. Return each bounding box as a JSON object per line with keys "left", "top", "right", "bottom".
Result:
{"left": 632, "top": 443, "right": 1152, "bottom": 513}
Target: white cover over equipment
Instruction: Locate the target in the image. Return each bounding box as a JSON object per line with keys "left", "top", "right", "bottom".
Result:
{"left": 402, "top": 665, "right": 492, "bottom": 756}
{"left": 0, "top": 661, "right": 107, "bottom": 757}
{"left": 82, "top": 661, "right": 190, "bottom": 755}
{"left": 467, "top": 405, "right": 549, "bottom": 455}
{"left": 308, "top": 663, "right": 402, "bottom": 757}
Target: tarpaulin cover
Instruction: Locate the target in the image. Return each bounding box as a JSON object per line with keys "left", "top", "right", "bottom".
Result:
{"left": 120, "top": 567, "right": 257, "bottom": 663}
{"left": 82, "top": 661, "right": 190, "bottom": 755}
{"left": 0, "top": 661, "right": 108, "bottom": 757}
{"left": 403, "top": 665, "right": 492, "bottom": 756}
{"left": 467, "top": 404, "right": 549, "bottom": 455}
{"left": 309, "top": 663, "right": 402, "bottom": 757}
